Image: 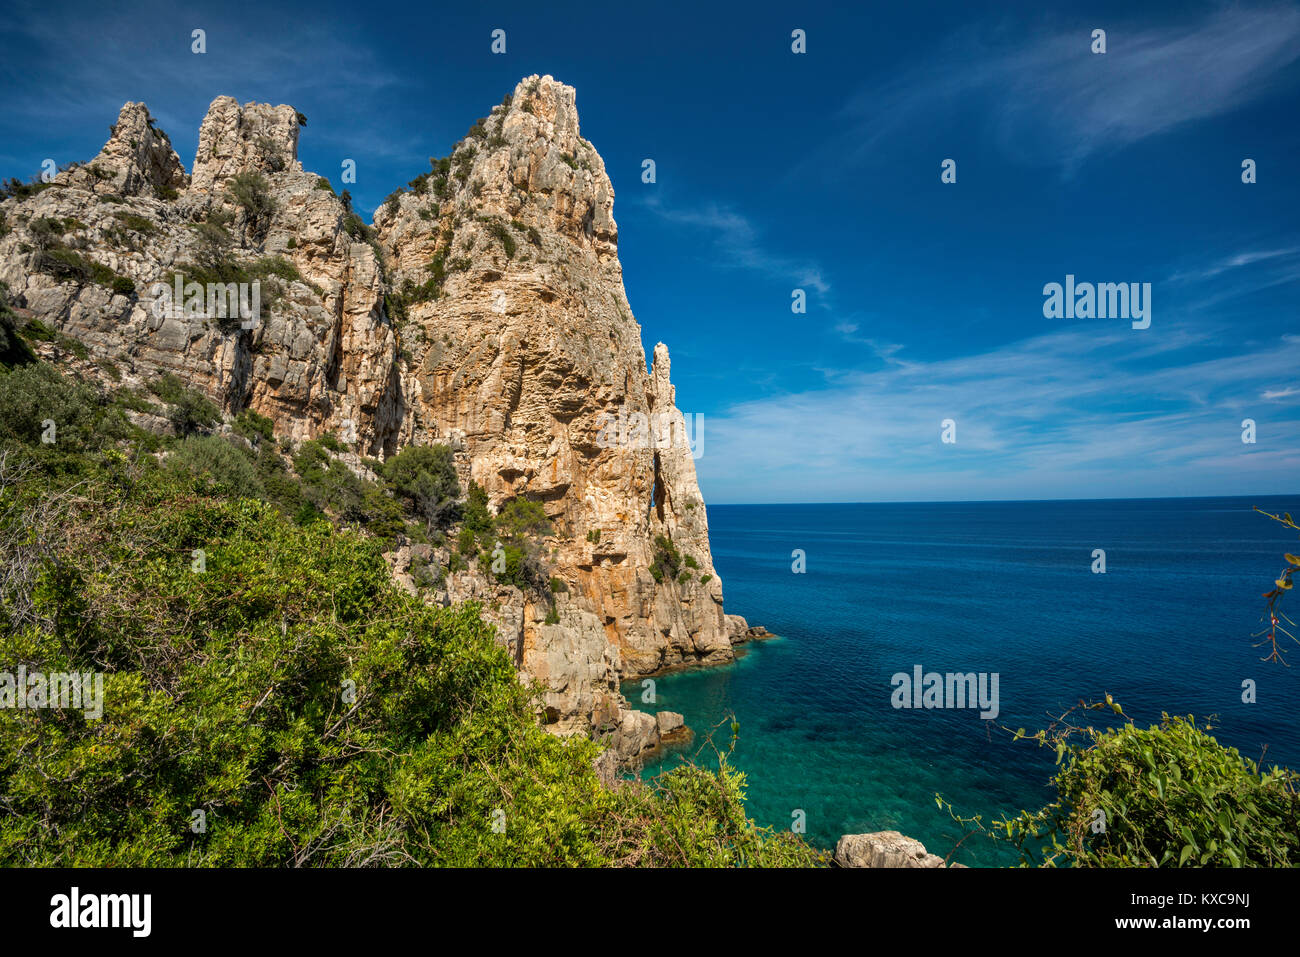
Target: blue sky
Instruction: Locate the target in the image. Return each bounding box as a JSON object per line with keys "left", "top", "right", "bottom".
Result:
{"left": 2, "top": 0, "right": 1298, "bottom": 503}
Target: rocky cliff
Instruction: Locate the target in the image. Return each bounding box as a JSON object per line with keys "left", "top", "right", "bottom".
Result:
{"left": 0, "top": 76, "right": 752, "bottom": 757}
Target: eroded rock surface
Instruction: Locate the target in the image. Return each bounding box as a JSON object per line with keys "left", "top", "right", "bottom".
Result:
{"left": 0, "top": 75, "right": 742, "bottom": 756}
{"left": 834, "top": 831, "right": 967, "bottom": 868}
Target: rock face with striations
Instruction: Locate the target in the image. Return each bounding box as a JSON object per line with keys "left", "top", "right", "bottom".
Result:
{"left": 0, "top": 75, "right": 735, "bottom": 747}
{"left": 374, "top": 76, "right": 732, "bottom": 733}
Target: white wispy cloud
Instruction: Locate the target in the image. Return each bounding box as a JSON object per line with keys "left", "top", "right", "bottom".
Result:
{"left": 809, "top": 5, "right": 1300, "bottom": 177}
{"left": 0, "top": 0, "right": 414, "bottom": 177}
{"left": 833, "top": 320, "right": 909, "bottom": 365}
{"left": 1169, "top": 247, "right": 1300, "bottom": 283}
{"left": 695, "top": 326, "right": 1300, "bottom": 502}
{"left": 1168, "top": 245, "right": 1300, "bottom": 310}
{"left": 637, "top": 195, "right": 832, "bottom": 299}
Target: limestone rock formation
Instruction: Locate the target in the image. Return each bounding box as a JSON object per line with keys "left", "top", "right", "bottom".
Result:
{"left": 833, "top": 831, "right": 967, "bottom": 868}
{"left": 0, "top": 75, "right": 746, "bottom": 756}
{"left": 60, "top": 102, "right": 187, "bottom": 199}
{"left": 372, "top": 75, "right": 734, "bottom": 732}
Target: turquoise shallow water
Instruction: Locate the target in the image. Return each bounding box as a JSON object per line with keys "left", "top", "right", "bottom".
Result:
{"left": 622, "top": 497, "right": 1300, "bottom": 866}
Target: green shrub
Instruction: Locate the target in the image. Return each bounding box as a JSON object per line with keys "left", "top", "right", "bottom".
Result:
{"left": 485, "top": 221, "right": 516, "bottom": 260}
{"left": 147, "top": 372, "right": 189, "bottom": 404}
{"left": 649, "top": 535, "right": 681, "bottom": 584}
{"left": 381, "top": 443, "right": 460, "bottom": 530}
{"left": 233, "top": 408, "right": 275, "bottom": 444}
{"left": 382, "top": 188, "right": 406, "bottom": 213}
{"left": 993, "top": 713, "right": 1300, "bottom": 867}
{"left": 495, "top": 497, "right": 551, "bottom": 540}
{"left": 339, "top": 190, "right": 373, "bottom": 243}
{"left": 225, "top": 171, "right": 276, "bottom": 239}
{"left": 0, "top": 287, "right": 35, "bottom": 367}
{"left": 147, "top": 375, "right": 220, "bottom": 436}
{"left": 167, "top": 434, "right": 265, "bottom": 499}
{"left": 113, "top": 212, "right": 156, "bottom": 234}
{"left": 0, "top": 362, "right": 127, "bottom": 463}
{"left": 249, "top": 256, "right": 300, "bottom": 283}
{"left": 0, "top": 176, "right": 53, "bottom": 201}
{"left": 463, "top": 481, "right": 493, "bottom": 536}
{"left": 479, "top": 540, "right": 531, "bottom": 589}
{"left": 0, "top": 468, "right": 823, "bottom": 866}
{"left": 17, "top": 318, "right": 88, "bottom": 359}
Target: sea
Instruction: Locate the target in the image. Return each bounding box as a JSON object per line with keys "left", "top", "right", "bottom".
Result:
{"left": 622, "top": 496, "right": 1300, "bottom": 866}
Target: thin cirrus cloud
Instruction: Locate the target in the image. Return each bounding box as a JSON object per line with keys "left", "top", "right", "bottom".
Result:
{"left": 1169, "top": 246, "right": 1300, "bottom": 312}
{"left": 636, "top": 194, "right": 832, "bottom": 300}
{"left": 811, "top": 4, "right": 1300, "bottom": 176}
{"left": 0, "top": 1, "right": 405, "bottom": 123}
{"left": 0, "top": 0, "right": 415, "bottom": 206}
{"left": 695, "top": 324, "right": 1300, "bottom": 503}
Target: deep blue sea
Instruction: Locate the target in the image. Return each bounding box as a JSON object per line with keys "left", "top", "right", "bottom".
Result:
{"left": 623, "top": 497, "right": 1300, "bottom": 866}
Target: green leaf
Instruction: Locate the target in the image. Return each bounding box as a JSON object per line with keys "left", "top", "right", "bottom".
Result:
{"left": 1179, "top": 844, "right": 1195, "bottom": 865}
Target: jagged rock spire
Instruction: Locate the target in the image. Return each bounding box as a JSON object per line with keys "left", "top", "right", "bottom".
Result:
{"left": 58, "top": 102, "right": 185, "bottom": 198}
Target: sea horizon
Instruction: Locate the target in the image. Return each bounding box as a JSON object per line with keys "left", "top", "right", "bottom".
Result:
{"left": 709, "top": 493, "right": 1300, "bottom": 507}
{"left": 628, "top": 494, "right": 1300, "bottom": 865}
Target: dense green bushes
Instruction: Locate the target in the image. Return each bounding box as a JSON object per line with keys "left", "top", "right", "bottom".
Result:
{"left": 0, "top": 362, "right": 134, "bottom": 474}
{"left": 381, "top": 444, "right": 459, "bottom": 531}
{"left": 649, "top": 534, "right": 681, "bottom": 583}
{"left": 475, "top": 496, "right": 553, "bottom": 592}
{"left": 167, "top": 434, "right": 266, "bottom": 500}
{"left": 290, "top": 438, "right": 404, "bottom": 539}
{"left": 148, "top": 374, "right": 221, "bottom": 436}
{"left": 0, "top": 386, "right": 824, "bottom": 866}
{"left": 0, "top": 285, "right": 32, "bottom": 367}
{"left": 993, "top": 714, "right": 1300, "bottom": 867}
